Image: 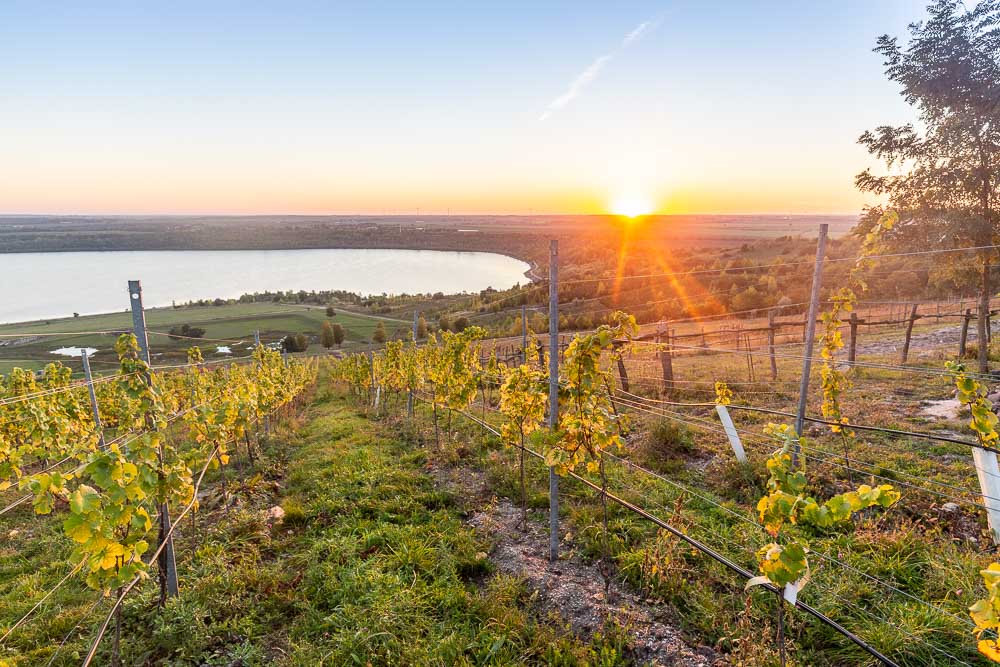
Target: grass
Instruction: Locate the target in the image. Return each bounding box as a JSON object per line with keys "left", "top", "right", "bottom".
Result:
{"left": 0, "top": 375, "right": 630, "bottom": 666}
{"left": 367, "top": 326, "right": 996, "bottom": 665}
{"left": 0, "top": 302, "right": 408, "bottom": 375}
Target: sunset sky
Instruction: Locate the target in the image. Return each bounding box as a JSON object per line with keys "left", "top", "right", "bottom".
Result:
{"left": 1, "top": 1, "right": 927, "bottom": 216}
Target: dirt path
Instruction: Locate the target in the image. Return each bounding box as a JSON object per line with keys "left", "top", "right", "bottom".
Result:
{"left": 430, "top": 462, "right": 719, "bottom": 666}
{"left": 853, "top": 322, "right": 975, "bottom": 359}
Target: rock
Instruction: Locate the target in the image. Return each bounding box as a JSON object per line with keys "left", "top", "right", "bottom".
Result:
{"left": 940, "top": 502, "right": 960, "bottom": 513}
{"left": 265, "top": 505, "right": 285, "bottom": 522}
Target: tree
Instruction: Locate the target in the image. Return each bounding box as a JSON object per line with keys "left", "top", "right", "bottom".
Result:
{"left": 325, "top": 305, "right": 336, "bottom": 317}
{"left": 438, "top": 314, "right": 452, "bottom": 332}
{"left": 332, "top": 323, "right": 345, "bottom": 347}
{"left": 372, "top": 321, "right": 386, "bottom": 344}
{"left": 452, "top": 316, "right": 469, "bottom": 332}
{"left": 320, "top": 321, "right": 335, "bottom": 348}
{"left": 856, "top": 0, "right": 1000, "bottom": 372}
{"left": 416, "top": 315, "right": 428, "bottom": 339}
{"left": 168, "top": 324, "right": 206, "bottom": 340}
{"left": 282, "top": 333, "right": 308, "bottom": 353}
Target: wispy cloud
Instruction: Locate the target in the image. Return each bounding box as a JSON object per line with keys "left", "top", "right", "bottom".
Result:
{"left": 539, "top": 18, "right": 658, "bottom": 121}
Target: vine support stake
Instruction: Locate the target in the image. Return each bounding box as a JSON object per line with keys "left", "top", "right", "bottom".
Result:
{"left": 128, "top": 279, "right": 179, "bottom": 599}
{"left": 81, "top": 350, "right": 105, "bottom": 448}
{"left": 408, "top": 310, "right": 417, "bottom": 417}
{"left": 793, "top": 224, "right": 827, "bottom": 463}
{"left": 548, "top": 239, "right": 560, "bottom": 562}
{"left": 521, "top": 304, "right": 528, "bottom": 366}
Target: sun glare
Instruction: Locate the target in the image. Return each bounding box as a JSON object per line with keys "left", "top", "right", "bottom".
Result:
{"left": 610, "top": 195, "right": 654, "bottom": 218}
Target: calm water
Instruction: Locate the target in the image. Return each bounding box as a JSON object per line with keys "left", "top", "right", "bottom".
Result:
{"left": 0, "top": 249, "right": 530, "bottom": 324}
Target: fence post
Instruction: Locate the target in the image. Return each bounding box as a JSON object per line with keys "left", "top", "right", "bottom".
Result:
{"left": 960, "top": 308, "right": 972, "bottom": 358}
{"left": 767, "top": 310, "right": 778, "bottom": 380}
{"left": 548, "top": 240, "right": 560, "bottom": 562}
{"left": 901, "top": 303, "right": 919, "bottom": 364}
{"left": 715, "top": 405, "right": 747, "bottom": 463}
{"left": 848, "top": 312, "right": 858, "bottom": 365}
{"left": 128, "top": 280, "right": 179, "bottom": 599}
{"left": 657, "top": 322, "right": 674, "bottom": 394}
{"left": 972, "top": 447, "right": 1000, "bottom": 545}
{"left": 254, "top": 330, "right": 260, "bottom": 347}
{"left": 794, "top": 224, "right": 828, "bottom": 464}
{"left": 613, "top": 342, "right": 630, "bottom": 392}
{"left": 745, "top": 333, "right": 755, "bottom": 382}
{"left": 81, "top": 350, "right": 105, "bottom": 448}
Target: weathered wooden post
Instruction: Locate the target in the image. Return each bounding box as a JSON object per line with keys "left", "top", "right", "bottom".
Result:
{"left": 848, "top": 312, "right": 859, "bottom": 364}
{"left": 960, "top": 308, "right": 972, "bottom": 358}
{"left": 767, "top": 310, "right": 778, "bottom": 380}
{"left": 657, "top": 323, "right": 674, "bottom": 394}
{"left": 901, "top": 303, "right": 920, "bottom": 364}
{"left": 613, "top": 341, "right": 630, "bottom": 393}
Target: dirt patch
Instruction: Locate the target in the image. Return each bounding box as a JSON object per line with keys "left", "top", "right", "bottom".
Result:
{"left": 921, "top": 398, "right": 962, "bottom": 420}
{"left": 475, "top": 500, "right": 718, "bottom": 666}
{"left": 428, "top": 461, "right": 719, "bottom": 666}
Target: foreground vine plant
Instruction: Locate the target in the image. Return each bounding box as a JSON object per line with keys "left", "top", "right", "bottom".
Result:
{"left": 818, "top": 209, "right": 897, "bottom": 480}
{"left": 498, "top": 364, "right": 547, "bottom": 529}
{"left": 749, "top": 424, "right": 899, "bottom": 600}
{"left": 949, "top": 361, "right": 1000, "bottom": 662}
{"left": 547, "top": 311, "right": 638, "bottom": 592}
{"left": 1, "top": 337, "right": 316, "bottom": 598}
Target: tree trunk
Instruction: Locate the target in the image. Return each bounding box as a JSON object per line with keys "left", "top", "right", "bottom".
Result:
{"left": 980, "top": 262, "right": 991, "bottom": 375}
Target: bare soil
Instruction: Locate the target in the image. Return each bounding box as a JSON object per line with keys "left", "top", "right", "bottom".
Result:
{"left": 429, "top": 461, "right": 720, "bottom": 667}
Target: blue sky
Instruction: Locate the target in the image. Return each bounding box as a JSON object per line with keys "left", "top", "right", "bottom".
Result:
{"left": 0, "top": 1, "right": 928, "bottom": 214}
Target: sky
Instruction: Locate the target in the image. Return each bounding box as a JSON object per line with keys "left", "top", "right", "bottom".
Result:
{"left": 0, "top": 1, "right": 929, "bottom": 216}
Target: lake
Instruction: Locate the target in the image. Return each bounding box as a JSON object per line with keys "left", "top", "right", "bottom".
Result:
{"left": 0, "top": 249, "right": 531, "bottom": 324}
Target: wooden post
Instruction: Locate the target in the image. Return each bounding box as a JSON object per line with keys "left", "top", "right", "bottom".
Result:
{"left": 657, "top": 324, "right": 675, "bottom": 393}
{"left": 960, "top": 308, "right": 972, "bottom": 358}
{"left": 901, "top": 303, "right": 919, "bottom": 364}
{"left": 613, "top": 342, "right": 630, "bottom": 393}
{"left": 848, "top": 312, "right": 858, "bottom": 365}
{"left": 745, "top": 333, "right": 755, "bottom": 382}
{"left": 767, "top": 310, "right": 778, "bottom": 380}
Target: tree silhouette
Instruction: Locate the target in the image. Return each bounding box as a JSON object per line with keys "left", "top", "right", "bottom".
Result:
{"left": 857, "top": 0, "right": 1000, "bottom": 372}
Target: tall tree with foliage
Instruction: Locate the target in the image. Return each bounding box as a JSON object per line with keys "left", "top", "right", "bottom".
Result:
{"left": 372, "top": 321, "right": 386, "bottom": 344}
{"left": 416, "top": 315, "right": 428, "bottom": 339}
{"left": 332, "top": 322, "right": 345, "bottom": 347}
{"left": 856, "top": 0, "right": 1000, "bottom": 372}
{"left": 320, "top": 321, "right": 336, "bottom": 349}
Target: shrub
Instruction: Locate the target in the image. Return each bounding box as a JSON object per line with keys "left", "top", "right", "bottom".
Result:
{"left": 168, "top": 324, "right": 206, "bottom": 340}
{"left": 636, "top": 419, "right": 695, "bottom": 474}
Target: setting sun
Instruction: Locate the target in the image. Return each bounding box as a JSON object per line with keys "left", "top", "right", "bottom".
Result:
{"left": 610, "top": 194, "right": 655, "bottom": 218}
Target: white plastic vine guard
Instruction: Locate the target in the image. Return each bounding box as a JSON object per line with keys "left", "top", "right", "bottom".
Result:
{"left": 715, "top": 404, "right": 747, "bottom": 463}
{"left": 971, "top": 447, "right": 1000, "bottom": 545}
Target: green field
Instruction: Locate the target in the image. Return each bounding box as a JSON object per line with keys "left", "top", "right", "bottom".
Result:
{"left": 0, "top": 302, "right": 409, "bottom": 375}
